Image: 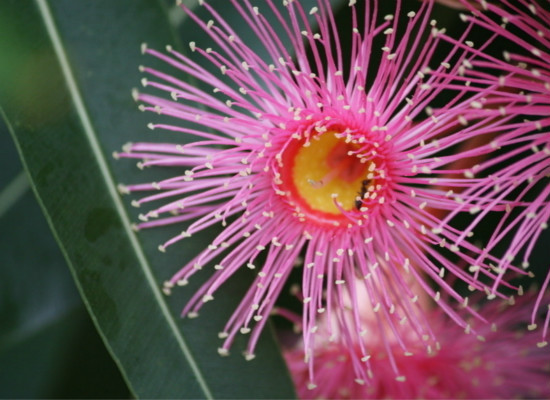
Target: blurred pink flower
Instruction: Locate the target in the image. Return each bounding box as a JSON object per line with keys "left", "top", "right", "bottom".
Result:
{"left": 116, "top": 0, "right": 522, "bottom": 366}
{"left": 284, "top": 289, "right": 550, "bottom": 399}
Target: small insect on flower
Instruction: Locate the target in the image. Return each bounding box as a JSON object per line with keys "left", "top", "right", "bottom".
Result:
{"left": 355, "top": 179, "right": 370, "bottom": 211}
{"left": 116, "top": 0, "right": 525, "bottom": 381}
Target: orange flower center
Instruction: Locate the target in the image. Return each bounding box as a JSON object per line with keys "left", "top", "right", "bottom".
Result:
{"left": 280, "top": 131, "right": 377, "bottom": 224}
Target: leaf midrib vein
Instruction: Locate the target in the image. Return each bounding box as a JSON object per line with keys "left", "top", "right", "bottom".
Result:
{"left": 34, "top": 1, "right": 213, "bottom": 398}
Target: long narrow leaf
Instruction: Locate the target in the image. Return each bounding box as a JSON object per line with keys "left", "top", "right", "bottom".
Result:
{"left": 0, "top": 0, "right": 295, "bottom": 397}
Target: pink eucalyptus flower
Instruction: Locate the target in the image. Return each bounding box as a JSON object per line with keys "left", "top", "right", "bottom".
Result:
{"left": 283, "top": 288, "right": 550, "bottom": 399}
{"left": 116, "top": 0, "right": 523, "bottom": 371}
{"left": 433, "top": 0, "right": 550, "bottom": 344}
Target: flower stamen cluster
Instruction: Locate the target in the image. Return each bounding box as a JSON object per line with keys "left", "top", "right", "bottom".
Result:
{"left": 114, "top": 0, "right": 535, "bottom": 385}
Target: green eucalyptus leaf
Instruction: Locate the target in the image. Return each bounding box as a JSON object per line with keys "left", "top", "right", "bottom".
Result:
{"left": 0, "top": 0, "right": 295, "bottom": 398}
{"left": 0, "top": 117, "right": 129, "bottom": 398}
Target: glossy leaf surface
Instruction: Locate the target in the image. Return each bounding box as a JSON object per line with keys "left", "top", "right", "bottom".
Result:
{"left": 0, "top": 0, "right": 295, "bottom": 398}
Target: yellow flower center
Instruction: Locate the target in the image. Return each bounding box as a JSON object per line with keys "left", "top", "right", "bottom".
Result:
{"left": 280, "top": 130, "right": 376, "bottom": 224}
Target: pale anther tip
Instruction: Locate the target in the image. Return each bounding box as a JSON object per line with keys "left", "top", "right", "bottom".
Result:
{"left": 117, "top": 183, "right": 129, "bottom": 194}
{"left": 217, "top": 348, "right": 229, "bottom": 356}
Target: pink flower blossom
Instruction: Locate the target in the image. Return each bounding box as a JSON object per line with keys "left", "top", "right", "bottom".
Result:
{"left": 283, "top": 289, "right": 550, "bottom": 399}
{"left": 433, "top": 0, "right": 550, "bottom": 344}
{"left": 116, "top": 0, "right": 523, "bottom": 374}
